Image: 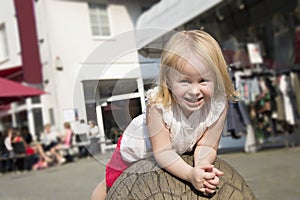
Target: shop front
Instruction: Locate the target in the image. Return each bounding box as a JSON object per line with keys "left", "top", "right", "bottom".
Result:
{"left": 137, "top": 0, "right": 300, "bottom": 150}
{"left": 82, "top": 78, "right": 145, "bottom": 141}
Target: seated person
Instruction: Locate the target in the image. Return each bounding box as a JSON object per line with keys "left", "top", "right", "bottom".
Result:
{"left": 88, "top": 120, "right": 100, "bottom": 137}
{"left": 12, "top": 128, "right": 52, "bottom": 169}
{"left": 21, "top": 126, "right": 33, "bottom": 145}
{"left": 50, "top": 122, "right": 73, "bottom": 164}
{"left": 41, "top": 124, "right": 59, "bottom": 152}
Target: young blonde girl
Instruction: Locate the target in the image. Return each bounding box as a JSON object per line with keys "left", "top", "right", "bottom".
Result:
{"left": 91, "top": 30, "right": 237, "bottom": 199}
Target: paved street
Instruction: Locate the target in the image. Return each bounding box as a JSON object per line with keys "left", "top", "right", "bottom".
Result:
{"left": 220, "top": 146, "right": 300, "bottom": 200}
{"left": 0, "top": 146, "right": 299, "bottom": 200}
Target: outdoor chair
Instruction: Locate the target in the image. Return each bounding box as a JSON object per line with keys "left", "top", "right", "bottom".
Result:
{"left": 58, "top": 132, "right": 76, "bottom": 162}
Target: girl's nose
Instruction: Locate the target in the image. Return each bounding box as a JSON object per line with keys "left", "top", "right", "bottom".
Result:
{"left": 189, "top": 84, "right": 201, "bottom": 95}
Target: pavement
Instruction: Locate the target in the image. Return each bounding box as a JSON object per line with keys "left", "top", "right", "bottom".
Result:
{"left": 0, "top": 144, "right": 300, "bottom": 199}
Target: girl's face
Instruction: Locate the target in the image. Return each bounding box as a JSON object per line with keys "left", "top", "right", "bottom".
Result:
{"left": 169, "top": 54, "right": 214, "bottom": 117}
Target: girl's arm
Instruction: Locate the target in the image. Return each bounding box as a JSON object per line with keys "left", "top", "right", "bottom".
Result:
{"left": 194, "top": 102, "right": 228, "bottom": 167}
{"left": 56, "top": 131, "right": 65, "bottom": 143}
{"left": 194, "top": 102, "right": 228, "bottom": 194}
{"left": 147, "top": 105, "right": 215, "bottom": 189}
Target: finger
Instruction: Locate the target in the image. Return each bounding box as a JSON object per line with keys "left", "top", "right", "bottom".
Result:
{"left": 203, "top": 181, "right": 217, "bottom": 190}
{"left": 203, "top": 171, "right": 216, "bottom": 180}
{"left": 206, "top": 176, "right": 220, "bottom": 186}
{"left": 199, "top": 164, "right": 214, "bottom": 171}
{"left": 204, "top": 187, "right": 216, "bottom": 194}
{"left": 213, "top": 167, "right": 224, "bottom": 176}
{"left": 199, "top": 187, "right": 206, "bottom": 193}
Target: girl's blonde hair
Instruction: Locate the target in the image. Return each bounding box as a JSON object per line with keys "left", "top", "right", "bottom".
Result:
{"left": 151, "top": 30, "right": 237, "bottom": 107}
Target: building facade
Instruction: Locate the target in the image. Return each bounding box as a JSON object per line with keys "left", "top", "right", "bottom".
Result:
{"left": 1, "top": 0, "right": 300, "bottom": 146}
{"left": 0, "top": 0, "right": 159, "bottom": 140}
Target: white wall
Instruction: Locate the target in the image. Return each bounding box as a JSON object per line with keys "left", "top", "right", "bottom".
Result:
{"left": 0, "top": 0, "right": 159, "bottom": 133}
{"left": 35, "top": 0, "right": 148, "bottom": 131}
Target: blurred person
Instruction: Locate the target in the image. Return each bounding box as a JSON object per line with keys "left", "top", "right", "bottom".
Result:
{"left": 0, "top": 131, "right": 6, "bottom": 155}
{"left": 21, "top": 126, "right": 33, "bottom": 145}
{"left": 75, "top": 119, "right": 90, "bottom": 157}
{"left": 12, "top": 128, "right": 39, "bottom": 170}
{"left": 41, "top": 124, "right": 59, "bottom": 152}
{"left": 89, "top": 120, "right": 100, "bottom": 137}
{"left": 77, "top": 119, "right": 90, "bottom": 134}
{"left": 13, "top": 127, "right": 52, "bottom": 165}
{"left": 12, "top": 128, "right": 35, "bottom": 156}
{"left": 50, "top": 122, "right": 74, "bottom": 165}
{"left": 4, "top": 128, "right": 14, "bottom": 157}
{"left": 88, "top": 120, "right": 101, "bottom": 155}
{"left": 0, "top": 130, "right": 13, "bottom": 172}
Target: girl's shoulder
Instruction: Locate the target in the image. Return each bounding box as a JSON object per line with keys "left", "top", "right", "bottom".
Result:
{"left": 146, "top": 101, "right": 171, "bottom": 118}
{"left": 146, "top": 101, "right": 173, "bottom": 130}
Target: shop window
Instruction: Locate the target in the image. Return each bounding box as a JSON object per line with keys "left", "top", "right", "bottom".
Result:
{"left": 1, "top": 115, "right": 12, "bottom": 130}
{"left": 88, "top": 3, "right": 111, "bottom": 37}
{"left": 83, "top": 79, "right": 141, "bottom": 133}
{"left": 13, "top": 15, "right": 21, "bottom": 54}
{"left": 16, "top": 111, "right": 28, "bottom": 129}
{"left": 31, "top": 96, "right": 41, "bottom": 104}
{"left": 82, "top": 80, "right": 98, "bottom": 101}
{"left": 98, "top": 79, "right": 138, "bottom": 98}
{"left": 141, "top": 6, "right": 151, "bottom": 13}
{"left": 85, "top": 102, "right": 97, "bottom": 124}
{"left": 101, "top": 98, "right": 141, "bottom": 141}
{"left": 33, "top": 108, "right": 43, "bottom": 140}
{"left": 143, "top": 80, "right": 155, "bottom": 92}
{"left": 17, "top": 99, "right": 26, "bottom": 106}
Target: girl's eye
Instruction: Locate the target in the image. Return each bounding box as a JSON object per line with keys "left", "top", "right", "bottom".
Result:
{"left": 199, "top": 79, "right": 209, "bottom": 83}
{"left": 179, "top": 79, "right": 190, "bottom": 83}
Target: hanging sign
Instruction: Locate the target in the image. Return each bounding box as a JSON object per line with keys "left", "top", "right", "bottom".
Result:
{"left": 247, "top": 43, "right": 263, "bottom": 64}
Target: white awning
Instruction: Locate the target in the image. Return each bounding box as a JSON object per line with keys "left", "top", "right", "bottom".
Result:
{"left": 136, "top": 0, "right": 222, "bottom": 49}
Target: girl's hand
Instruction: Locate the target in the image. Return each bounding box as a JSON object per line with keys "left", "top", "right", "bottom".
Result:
{"left": 189, "top": 164, "right": 215, "bottom": 191}
{"left": 201, "top": 167, "right": 224, "bottom": 195}
{"left": 212, "top": 166, "right": 224, "bottom": 177}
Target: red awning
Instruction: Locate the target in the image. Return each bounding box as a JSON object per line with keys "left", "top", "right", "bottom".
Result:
{"left": 0, "top": 77, "right": 46, "bottom": 105}
{"left": 0, "top": 104, "right": 11, "bottom": 110}
{"left": 0, "top": 66, "right": 22, "bottom": 78}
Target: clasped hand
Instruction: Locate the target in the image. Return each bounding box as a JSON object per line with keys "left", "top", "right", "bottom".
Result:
{"left": 190, "top": 164, "right": 224, "bottom": 196}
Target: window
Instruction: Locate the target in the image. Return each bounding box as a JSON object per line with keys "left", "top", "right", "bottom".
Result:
{"left": 49, "top": 108, "right": 55, "bottom": 125}
{"left": 98, "top": 79, "right": 138, "bottom": 98}
{"left": 31, "top": 96, "right": 41, "bottom": 104}
{"left": 13, "top": 15, "right": 21, "bottom": 54}
{"left": 0, "top": 24, "right": 9, "bottom": 62}
{"left": 141, "top": 6, "right": 151, "bottom": 13}
{"left": 33, "top": 108, "right": 44, "bottom": 140}
{"left": 88, "top": 3, "right": 111, "bottom": 37}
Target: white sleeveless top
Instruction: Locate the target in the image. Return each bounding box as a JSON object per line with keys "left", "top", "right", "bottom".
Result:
{"left": 120, "top": 88, "right": 226, "bottom": 162}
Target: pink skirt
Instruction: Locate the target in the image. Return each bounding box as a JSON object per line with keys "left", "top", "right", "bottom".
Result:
{"left": 105, "top": 135, "right": 131, "bottom": 188}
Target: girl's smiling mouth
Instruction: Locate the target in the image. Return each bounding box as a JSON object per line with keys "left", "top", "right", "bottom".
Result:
{"left": 183, "top": 97, "right": 204, "bottom": 105}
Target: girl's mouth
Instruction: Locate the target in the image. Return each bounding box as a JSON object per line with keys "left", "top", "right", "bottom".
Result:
{"left": 184, "top": 97, "right": 204, "bottom": 104}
